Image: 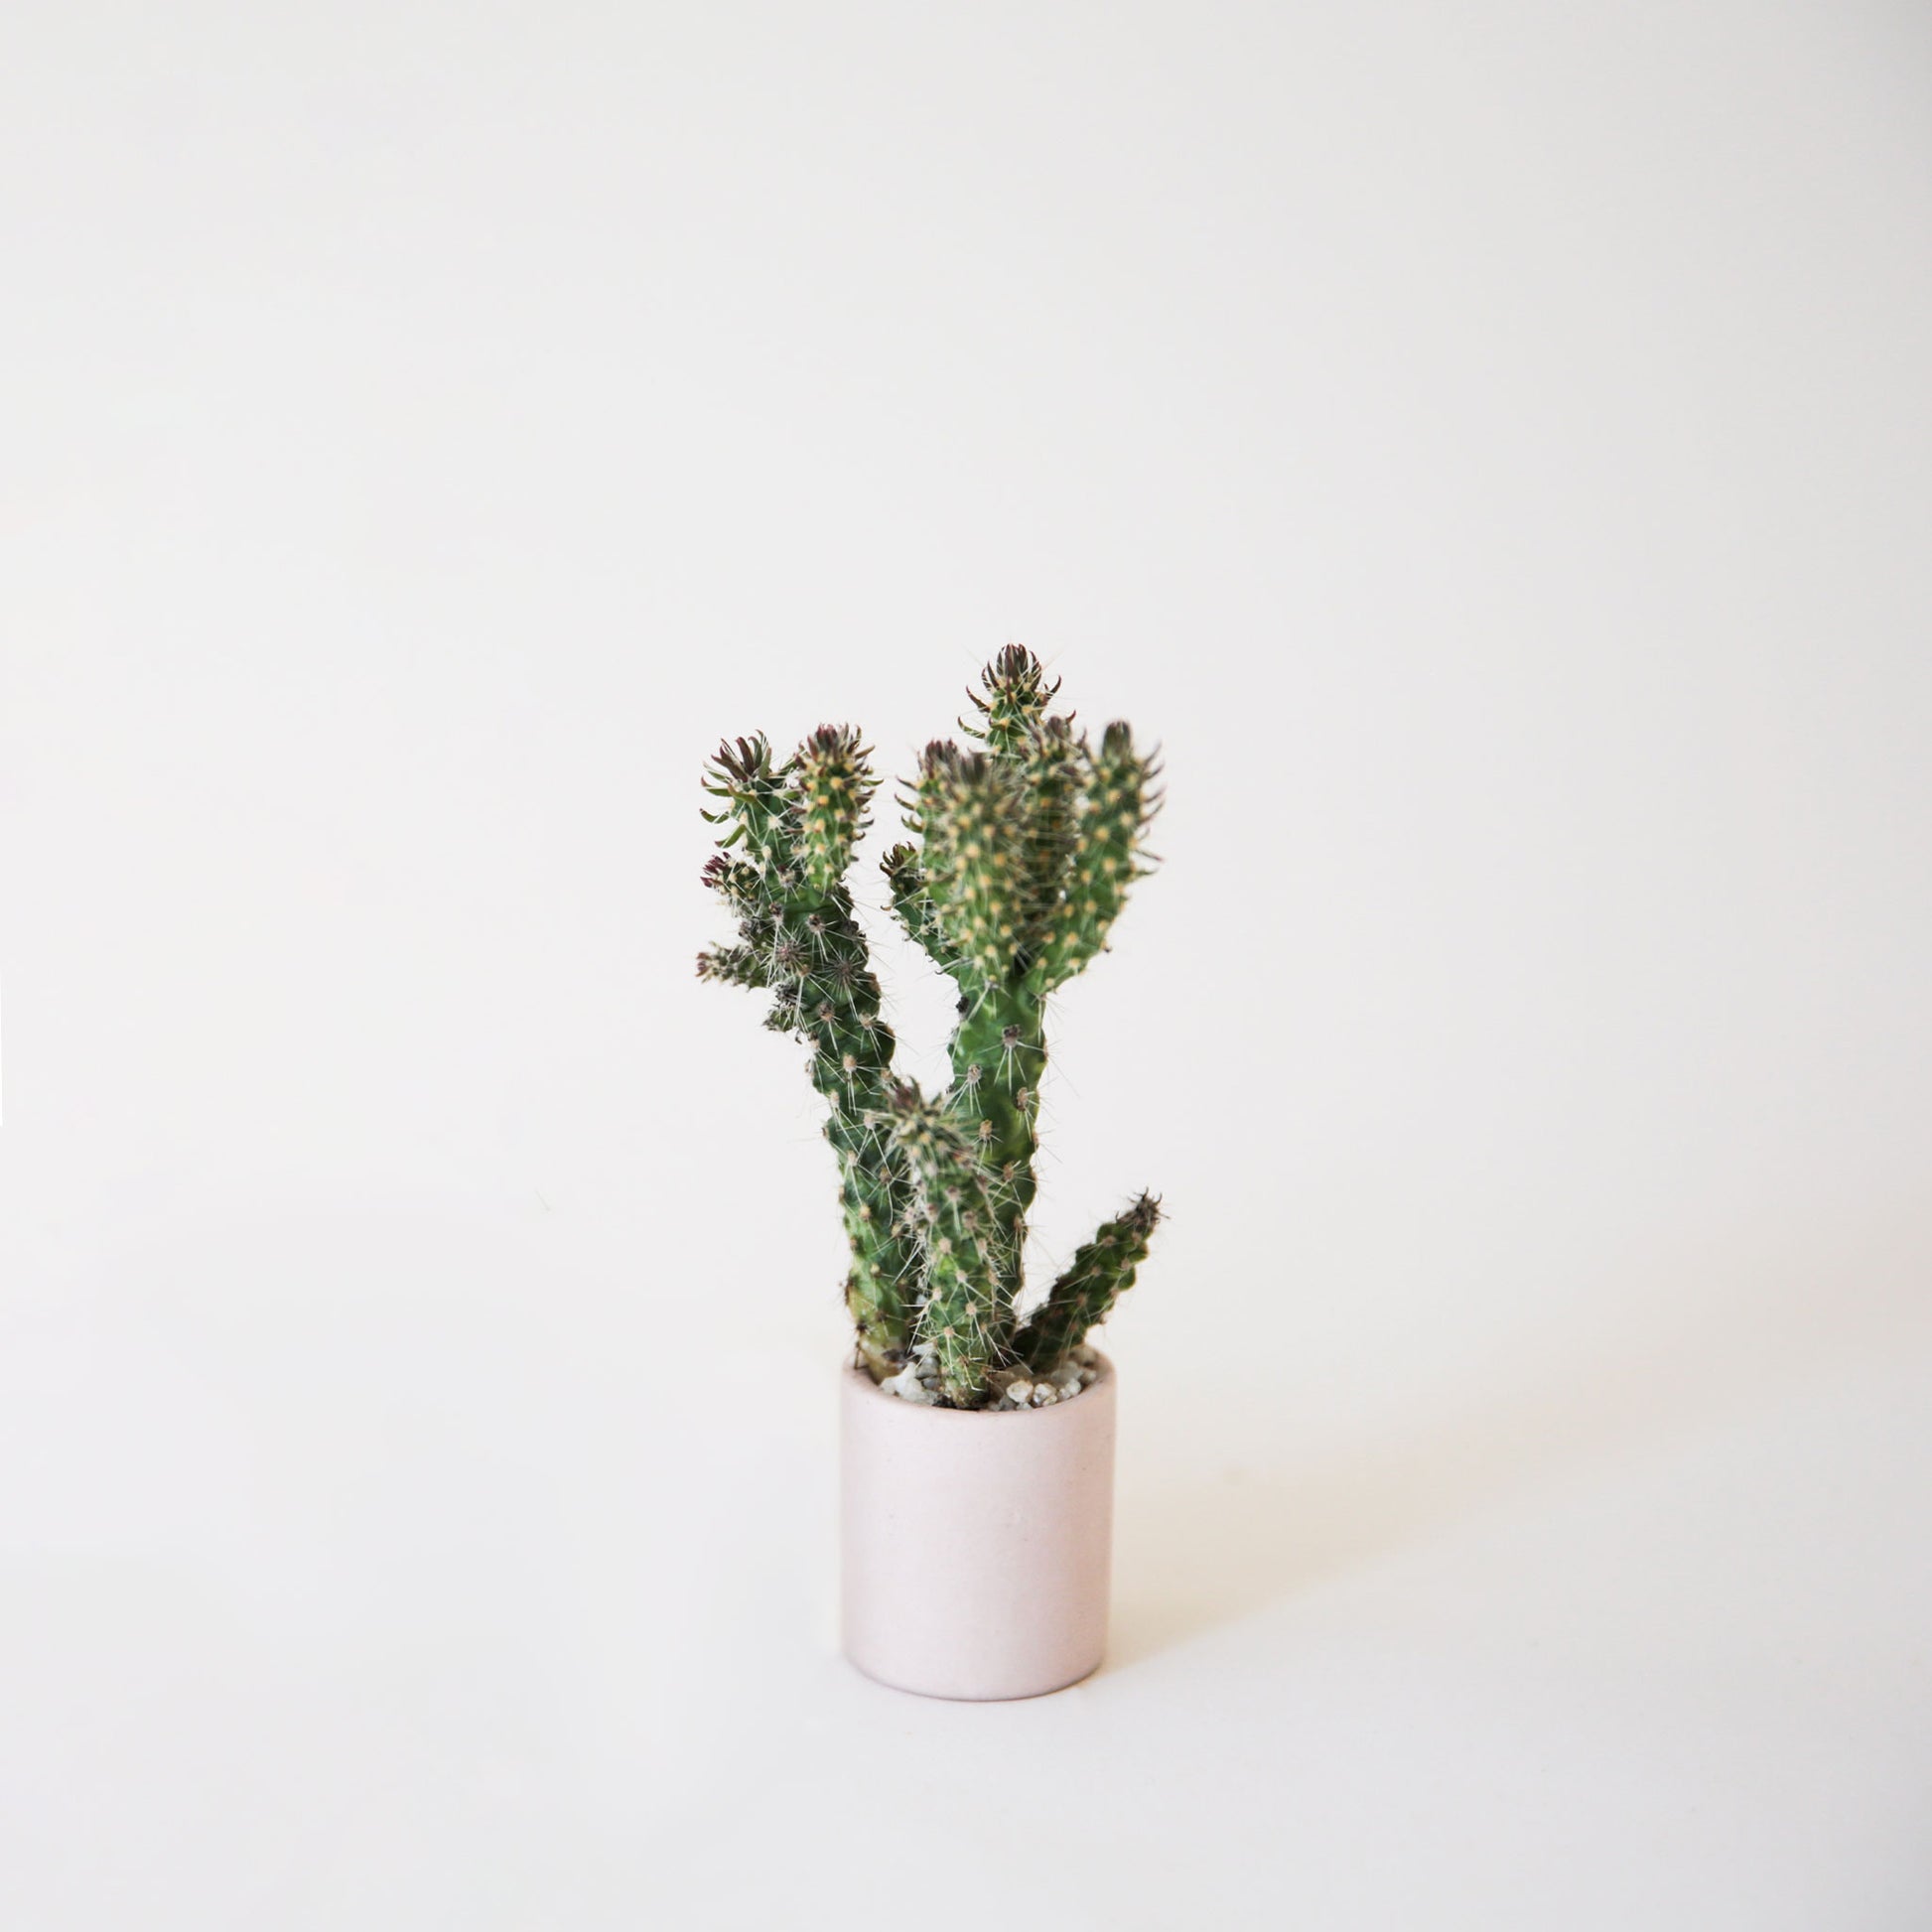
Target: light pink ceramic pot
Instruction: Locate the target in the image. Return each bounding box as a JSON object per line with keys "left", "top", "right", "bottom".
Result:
{"left": 840, "top": 1353, "right": 1116, "bottom": 1701}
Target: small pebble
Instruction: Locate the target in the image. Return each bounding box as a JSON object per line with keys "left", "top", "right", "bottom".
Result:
{"left": 882, "top": 1364, "right": 939, "bottom": 1405}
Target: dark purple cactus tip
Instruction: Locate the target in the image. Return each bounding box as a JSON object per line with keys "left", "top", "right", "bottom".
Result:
{"left": 965, "top": 645, "right": 1062, "bottom": 735}
{"left": 802, "top": 722, "right": 868, "bottom": 764}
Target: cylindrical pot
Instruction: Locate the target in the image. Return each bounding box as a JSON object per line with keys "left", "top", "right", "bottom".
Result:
{"left": 840, "top": 1353, "right": 1116, "bottom": 1701}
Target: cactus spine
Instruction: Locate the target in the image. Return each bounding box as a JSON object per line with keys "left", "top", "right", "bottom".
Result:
{"left": 699, "top": 649, "right": 1162, "bottom": 1406}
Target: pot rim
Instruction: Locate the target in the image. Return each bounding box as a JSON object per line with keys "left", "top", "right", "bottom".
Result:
{"left": 842, "top": 1349, "right": 1113, "bottom": 1418}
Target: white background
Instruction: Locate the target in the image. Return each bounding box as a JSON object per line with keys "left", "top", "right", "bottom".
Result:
{"left": 4, "top": 2, "right": 1931, "bottom": 1925}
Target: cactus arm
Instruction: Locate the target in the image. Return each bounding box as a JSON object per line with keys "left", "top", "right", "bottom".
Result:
{"left": 1014, "top": 716, "right": 1082, "bottom": 963}
{"left": 909, "top": 743, "right": 1034, "bottom": 988}
{"left": 787, "top": 727, "right": 919, "bottom": 1370}
{"left": 701, "top": 734, "right": 795, "bottom": 877}
{"left": 1034, "top": 722, "right": 1162, "bottom": 994}
{"left": 890, "top": 1086, "right": 1014, "bottom": 1405}
{"left": 794, "top": 725, "right": 875, "bottom": 896}
{"left": 1013, "top": 1192, "right": 1162, "bottom": 1376}
{"left": 882, "top": 842, "right": 967, "bottom": 983}
{"left": 700, "top": 729, "right": 919, "bottom": 1378}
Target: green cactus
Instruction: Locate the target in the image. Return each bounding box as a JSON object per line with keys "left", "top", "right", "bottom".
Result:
{"left": 1012, "top": 1191, "right": 1161, "bottom": 1375}
{"left": 698, "top": 648, "right": 1163, "bottom": 1406}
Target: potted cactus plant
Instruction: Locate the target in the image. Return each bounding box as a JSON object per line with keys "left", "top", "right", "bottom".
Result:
{"left": 697, "top": 647, "right": 1162, "bottom": 1698}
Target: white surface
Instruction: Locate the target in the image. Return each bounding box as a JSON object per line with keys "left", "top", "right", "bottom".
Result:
{"left": 3, "top": 2, "right": 1930, "bottom": 1925}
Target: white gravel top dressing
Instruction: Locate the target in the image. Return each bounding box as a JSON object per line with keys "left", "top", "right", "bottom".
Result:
{"left": 878, "top": 1340, "right": 1102, "bottom": 1410}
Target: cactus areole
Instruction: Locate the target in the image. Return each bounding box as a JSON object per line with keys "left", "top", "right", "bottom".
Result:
{"left": 698, "top": 648, "right": 1164, "bottom": 1409}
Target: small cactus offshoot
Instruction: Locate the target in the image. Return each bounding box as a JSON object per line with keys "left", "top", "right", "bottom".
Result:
{"left": 698, "top": 647, "right": 1163, "bottom": 1406}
